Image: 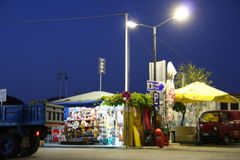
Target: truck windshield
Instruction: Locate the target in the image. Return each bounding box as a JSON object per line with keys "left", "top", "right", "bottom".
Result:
{"left": 200, "top": 112, "right": 219, "bottom": 123}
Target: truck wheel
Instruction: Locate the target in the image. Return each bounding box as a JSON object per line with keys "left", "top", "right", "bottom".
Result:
{"left": 0, "top": 135, "right": 19, "bottom": 158}
{"left": 223, "top": 134, "right": 230, "bottom": 145}
{"left": 29, "top": 137, "right": 40, "bottom": 155}
{"left": 20, "top": 137, "right": 40, "bottom": 157}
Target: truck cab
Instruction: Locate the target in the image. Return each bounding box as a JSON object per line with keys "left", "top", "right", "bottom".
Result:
{"left": 197, "top": 110, "right": 240, "bottom": 144}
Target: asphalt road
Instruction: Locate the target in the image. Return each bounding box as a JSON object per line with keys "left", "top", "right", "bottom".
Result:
{"left": 15, "top": 143, "right": 240, "bottom": 160}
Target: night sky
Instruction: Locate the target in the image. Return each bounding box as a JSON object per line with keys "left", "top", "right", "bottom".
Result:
{"left": 0, "top": 0, "right": 240, "bottom": 102}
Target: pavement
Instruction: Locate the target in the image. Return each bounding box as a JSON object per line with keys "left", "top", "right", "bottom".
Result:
{"left": 41, "top": 141, "right": 182, "bottom": 149}
{"left": 41, "top": 141, "right": 240, "bottom": 152}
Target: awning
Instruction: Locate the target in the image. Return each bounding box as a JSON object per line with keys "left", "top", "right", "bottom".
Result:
{"left": 175, "top": 81, "right": 238, "bottom": 103}
{"left": 52, "top": 91, "right": 114, "bottom": 107}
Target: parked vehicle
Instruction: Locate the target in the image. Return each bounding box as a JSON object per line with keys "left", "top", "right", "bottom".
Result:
{"left": 0, "top": 103, "right": 64, "bottom": 158}
{"left": 196, "top": 110, "right": 240, "bottom": 144}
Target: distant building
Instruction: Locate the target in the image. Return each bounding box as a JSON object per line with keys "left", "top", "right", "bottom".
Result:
{"left": 3, "top": 96, "right": 24, "bottom": 105}
{"left": 220, "top": 94, "right": 240, "bottom": 110}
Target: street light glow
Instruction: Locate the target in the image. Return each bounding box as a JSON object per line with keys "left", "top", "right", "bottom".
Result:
{"left": 173, "top": 5, "right": 190, "bottom": 21}
{"left": 126, "top": 21, "right": 138, "bottom": 28}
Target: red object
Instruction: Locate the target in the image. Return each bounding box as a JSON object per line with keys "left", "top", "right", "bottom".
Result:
{"left": 35, "top": 130, "right": 40, "bottom": 137}
{"left": 52, "top": 128, "right": 60, "bottom": 142}
{"left": 155, "top": 128, "right": 164, "bottom": 148}
{"left": 122, "top": 91, "right": 131, "bottom": 101}
{"left": 163, "top": 134, "right": 169, "bottom": 146}
{"left": 143, "top": 108, "right": 151, "bottom": 130}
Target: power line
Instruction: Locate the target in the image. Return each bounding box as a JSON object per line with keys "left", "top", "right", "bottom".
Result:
{"left": 156, "top": 34, "right": 240, "bottom": 93}
{"left": 0, "top": 13, "right": 124, "bottom": 24}
{"left": 135, "top": 31, "right": 153, "bottom": 59}
{"left": 135, "top": 26, "right": 192, "bottom": 63}
{"left": 157, "top": 37, "right": 192, "bottom": 63}
{"left": 139, "top": 28, "right": 239, "bottom": 93}
{"left": 211, "top": 75, "right": 240, "bottom": 93}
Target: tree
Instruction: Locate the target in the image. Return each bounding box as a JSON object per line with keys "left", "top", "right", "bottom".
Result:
{"left": 175, "top": 63, "right": 212, "bottom": 88}
{"left": 173, "top": 102, "right": 186, "bottom": 126}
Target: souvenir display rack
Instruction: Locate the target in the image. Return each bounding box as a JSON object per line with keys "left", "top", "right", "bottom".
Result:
{"left": 62, "top": 106, "right": 124, "bottom": 146}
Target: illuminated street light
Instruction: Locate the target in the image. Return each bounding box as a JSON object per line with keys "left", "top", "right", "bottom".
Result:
{"left": 127, "top": 4, "right": 191, "bottom": 83}
{"left": 126, "top": 21, "right": 138, "bottom": 29}
{"left": 125, "top": 5, "right": 191, "bottom": 128}
{"left": 173, "top": 5, "right": 191, "bottom": 21}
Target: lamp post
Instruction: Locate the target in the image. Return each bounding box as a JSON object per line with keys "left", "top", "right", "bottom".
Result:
{"left": 125, "top": 13, "right": 130, "bottom": 92}
{"left": 126, "top": 5, "right": 191, "bottom": 128}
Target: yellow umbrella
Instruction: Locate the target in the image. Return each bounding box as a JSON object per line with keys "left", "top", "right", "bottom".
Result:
{"left": 175, "top": 81, "right": 238, "bottom": 103}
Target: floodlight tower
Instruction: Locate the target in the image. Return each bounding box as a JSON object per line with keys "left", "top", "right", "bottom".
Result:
{"left": 98, "top": 58, "right": 106, "bottom": 91}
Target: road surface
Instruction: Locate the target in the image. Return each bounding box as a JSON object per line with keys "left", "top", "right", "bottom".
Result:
{"left": 16, "top": 143, "right": 240, "bottom": 160}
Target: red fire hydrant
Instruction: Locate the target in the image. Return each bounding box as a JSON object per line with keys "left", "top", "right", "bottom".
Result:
{"left": 155, "top": 128, "right": 164, "bottom": 148}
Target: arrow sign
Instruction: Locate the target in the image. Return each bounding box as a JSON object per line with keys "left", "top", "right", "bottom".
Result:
{"left": 147, "top": 80, "right": 165, "bottom": 92}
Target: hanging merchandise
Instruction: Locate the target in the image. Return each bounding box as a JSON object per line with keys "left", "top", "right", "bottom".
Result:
{"left": 62, "top": 105, "right": 124, "bottom": 146}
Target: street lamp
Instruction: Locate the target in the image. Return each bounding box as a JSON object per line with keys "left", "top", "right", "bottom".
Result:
{"left": 126, "top": 5, "right": 190, "bottom": 84}
{"left": 126, "top": 5, "right": 190, "bottom": 128}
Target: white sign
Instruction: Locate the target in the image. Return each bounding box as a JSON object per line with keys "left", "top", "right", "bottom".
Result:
{"left": 0, "top": 89, "right": 7, "bottom": 102}
{"left": 147, "top": 80, "right": 165, "bottom": 92}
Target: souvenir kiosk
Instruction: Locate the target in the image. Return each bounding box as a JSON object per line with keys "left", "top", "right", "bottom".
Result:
{"left": 52, "top": 91, "right": 124, "bottom": 146}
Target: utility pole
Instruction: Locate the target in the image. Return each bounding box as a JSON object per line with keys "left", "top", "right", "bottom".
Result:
{"left": 57, "top": 62, "right": 68, "bottom": 99}
{"left": 57, "top": 62, "right": 63, "bottom": 99}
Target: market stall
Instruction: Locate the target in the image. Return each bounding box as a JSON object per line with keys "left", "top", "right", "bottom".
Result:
{"left": 51, "top": 91, "right": 124, "bottom": 146}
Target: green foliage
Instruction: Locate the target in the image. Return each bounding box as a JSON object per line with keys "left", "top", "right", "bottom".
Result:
{"left": 100, "top": 92, "right": 152, "bottom": 108}
{"left": 173, "top": 102, "right": 186, "bottom": 113}
{"left": 175, "top": 63, "right": 212, "bottom": 88}
{"left": 173, "top": 102, "right": 187, "bottom": 126}
{"left": 128, "top": 92, "right": 152, "bottom": 108}
{"left": 101, "top": 94, "right": 124, "bottom": 106}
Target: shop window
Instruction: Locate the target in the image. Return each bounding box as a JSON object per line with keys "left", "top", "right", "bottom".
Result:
{"left": 57, "top": 113, "right": 60, "bottom": 121}
{"left": 47, "top": 112, "right": 52, "bottom": 120}
{"left": 220, "top": 103, "right": 228, "bottom": 110}
{"left": 230, "top": 103, "right": 239, "bottom": 110}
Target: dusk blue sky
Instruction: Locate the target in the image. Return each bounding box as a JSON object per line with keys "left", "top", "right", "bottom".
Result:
{"left": 0, "top": 0, "right": 239, "bottom": 102}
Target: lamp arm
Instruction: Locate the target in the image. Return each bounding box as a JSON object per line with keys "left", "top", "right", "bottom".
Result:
{"left": 138, "top": 23, "right": 153, "bottom": 29}
{"left": 155, "top": 17, "right": 173, "bottom": 28}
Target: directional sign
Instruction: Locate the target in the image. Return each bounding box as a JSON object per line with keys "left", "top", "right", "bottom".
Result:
{"left": 147, "top": 80, "right": 165, "bottom": 92}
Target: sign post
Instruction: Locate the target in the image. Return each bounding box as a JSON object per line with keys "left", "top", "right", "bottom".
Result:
{"left": 122, "top": 91, "right": 131, "bottom": 148}
{"left": 147, "top": 80, "right": 165, "bottom": 109}
{"left": 147, "top": 81, "right": 165, "bottom": 129}
{"left": 0, "top": 89, "right": 7, "bottom": 106}
{"left": 0, "top": 89, "right": 7, "bottom": 120}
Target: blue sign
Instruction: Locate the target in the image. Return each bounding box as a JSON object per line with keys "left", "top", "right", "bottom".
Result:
{"left": 147, "top": 80, "right": 165, "bottom": 92}
{"left": 153, "top": 92, "right": 160, "bottom": 106}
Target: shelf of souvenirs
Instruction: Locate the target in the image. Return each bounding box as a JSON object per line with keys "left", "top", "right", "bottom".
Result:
{"left": 66, "top": 118, "right": 96, "bottom": 121}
